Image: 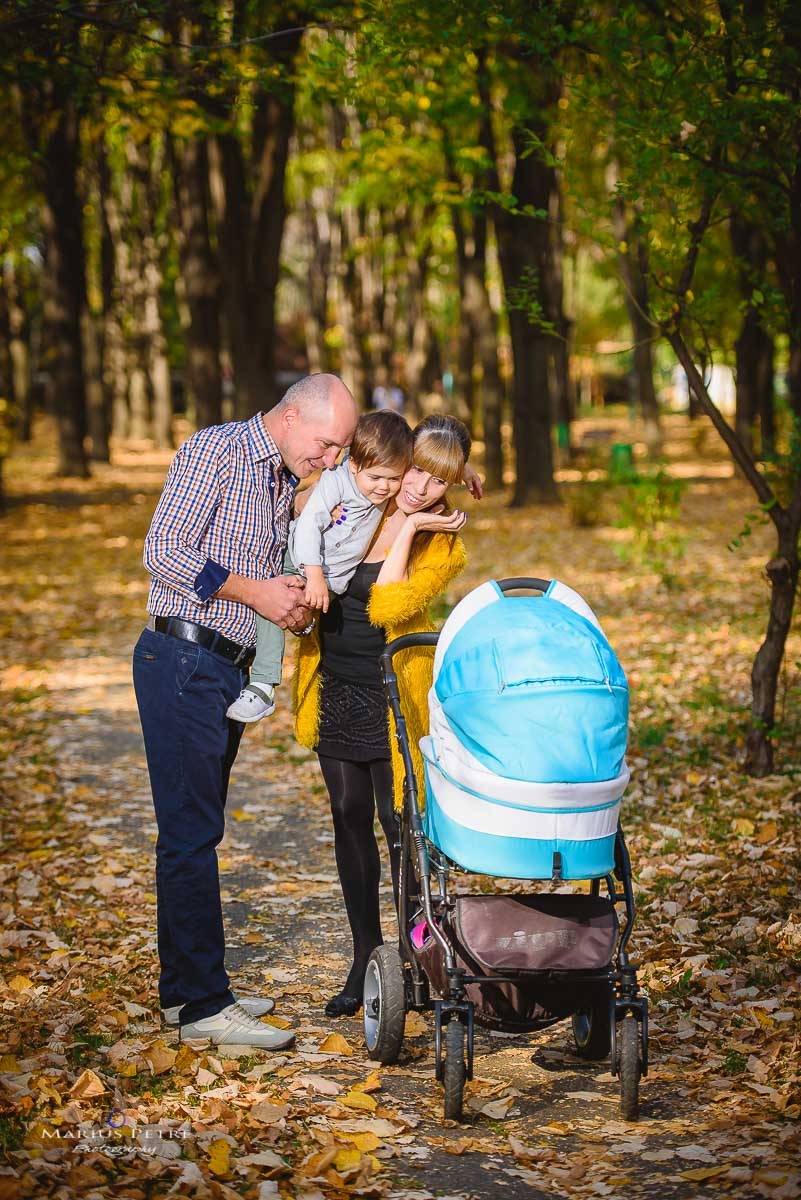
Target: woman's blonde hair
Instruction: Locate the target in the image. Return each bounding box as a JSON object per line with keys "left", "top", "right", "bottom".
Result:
{"left": 412, "top": 414, "right": 471, "bottom": 486}
{"left": 407, "top": 414, "right": 471, "bottom": 569}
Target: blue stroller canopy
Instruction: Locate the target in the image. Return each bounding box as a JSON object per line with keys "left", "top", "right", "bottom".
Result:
{"left": 420, "top": 580, "right": 630, "bottom": 879}
{"left": 434, "top": 580, "right": 628, "bottom": 785}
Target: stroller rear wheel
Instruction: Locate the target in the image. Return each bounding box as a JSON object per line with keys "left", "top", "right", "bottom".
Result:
{"left": 619, "top": 1014, "right": 641, "bottom": 1120}
{"left": 571, "top": 988, "right": 612, "bottom": 1060}
{"left": 363, "top": 945, "right": 406, "bottom": 1064}
{"left": 442, "top": 1018, "right": 466, "bottom": 1122}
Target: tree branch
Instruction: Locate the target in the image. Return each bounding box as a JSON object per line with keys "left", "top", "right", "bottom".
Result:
{"left": 665, "top": 328, "right": 782, "bottom": 519}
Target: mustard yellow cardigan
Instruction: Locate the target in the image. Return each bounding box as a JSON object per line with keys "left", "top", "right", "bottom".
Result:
{"left": 292, "top": 531, "right": 467, "bottom": 809}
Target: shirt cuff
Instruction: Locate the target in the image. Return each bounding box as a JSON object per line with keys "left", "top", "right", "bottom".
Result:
{"left": 194, "top": 558, "right": 230, "bottom": 602}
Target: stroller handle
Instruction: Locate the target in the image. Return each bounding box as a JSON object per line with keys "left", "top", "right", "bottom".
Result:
{"left": 497, "top": 577, "right": 551, "bottom": 593}
{"left": 380, "top": 632, "right": 439, "bottom": 679}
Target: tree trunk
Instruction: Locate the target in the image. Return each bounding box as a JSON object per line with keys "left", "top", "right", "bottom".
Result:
{"left": 464, "top": 265, "right": 505, "bottom": 489}
{"left": 300, "top": 191, "right": 332, "bottom": 375}
{"left": 82, "top": 305, "right": 109, "bottom": 461}
{"left": 141, "top": 139, "right": 172, "bottom": 448}
{"left": 454, "top": 324, "right": 475, "bottom": 433}
{"left": 609, "top": 162, "right": 662, "bottom": 453}
{"left": 731, "top": 215, "right": 775, "bottom": 458}
{"left": 494, "top": 119, "right": 559, "bottom": 506}
{"left": 173, "top": 136, "right": 222, "bottom": 430}
{"left": 2, "top": 256, "right": 33, "bottom": 441}
{"left": 97, "top": 144, "right": 130, "bottom": 441}
{"left": 402, "top": 239, "right": 431, "bottom": 425}
{"left": 745, "top": 542, "right": 800, "bottom": 775}
{"left": 211, "top": 59, "right": 300, "bottom": 417}
{"left": 40, "top": 96, "right": 89, "bottom": 477}
{"left": 336, "top": 198, "right": 370, "bottom": 407}
{"left": 466, "top": 54, "right": 508, "bottom": 488}
{"left": 506, "top": 306, "right": 555, "bottom": 505}
{"left": 546, "top": 172, "right": 576, "bottom": 452}
{"left": 482, "top": 47, "right": 560, "bottom": 505}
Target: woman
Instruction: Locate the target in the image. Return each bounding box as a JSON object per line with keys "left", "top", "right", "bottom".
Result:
{"left": 293, "top": 414, "right": 475, "bottom": 1017}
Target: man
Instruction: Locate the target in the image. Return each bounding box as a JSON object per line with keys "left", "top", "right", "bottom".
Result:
{"left": 133, "top": 373, "right": 358, "bottom": 1049}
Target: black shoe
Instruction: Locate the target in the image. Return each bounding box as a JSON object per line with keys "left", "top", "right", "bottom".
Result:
{"left": 325, "top": 992, "right": 362, "bottom": 1017}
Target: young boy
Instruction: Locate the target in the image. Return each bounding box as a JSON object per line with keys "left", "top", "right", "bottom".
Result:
{"left": 226, "top": 409, "right": 414, "bottom": 723}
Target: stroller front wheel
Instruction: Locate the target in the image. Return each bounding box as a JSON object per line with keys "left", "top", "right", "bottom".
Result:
{"left": 442, "top": 1018, "right": 466, "bottom": 1122}
{"left": 363, "top": 945, "right": 406, "bottom": 1064}
{"left": 619, "top": 1014, "right": 641, "bottom": 1121}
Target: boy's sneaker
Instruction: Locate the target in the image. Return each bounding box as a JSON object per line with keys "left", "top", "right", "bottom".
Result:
{"left": 180, "top": 1002, "right": 294, "bottom": 1050}
{"left": 226, "top": 684, "right": 275, "bottom": 723}
{"left": 161, "top": 994, "right": 274, "bottom": 1027}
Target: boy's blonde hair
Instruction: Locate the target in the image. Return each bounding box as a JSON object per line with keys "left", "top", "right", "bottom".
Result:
{"left": 350, "top": 410, "right": 414, "bottom": 470}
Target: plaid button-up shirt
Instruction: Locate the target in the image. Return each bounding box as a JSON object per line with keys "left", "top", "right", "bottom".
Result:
{"left": 143, "top": 414, "right": 297, "bottom": 647}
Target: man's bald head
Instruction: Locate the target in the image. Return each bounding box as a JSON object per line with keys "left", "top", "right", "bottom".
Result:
{"left": 267, "top": 373, "right": 359, "bottom": 479}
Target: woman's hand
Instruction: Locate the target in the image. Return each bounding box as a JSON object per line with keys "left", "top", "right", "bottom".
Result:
{"left": 408, "top": 507, "right": 467, "bottom": 534}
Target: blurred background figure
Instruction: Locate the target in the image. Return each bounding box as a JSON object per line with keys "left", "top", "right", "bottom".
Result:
{"left": 371, "top": 365, "right": 405, "bottom": 415}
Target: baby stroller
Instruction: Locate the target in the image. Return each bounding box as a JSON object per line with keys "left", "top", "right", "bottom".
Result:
{"left": 362, "top": 578, "right": 648, "bottom": 1122}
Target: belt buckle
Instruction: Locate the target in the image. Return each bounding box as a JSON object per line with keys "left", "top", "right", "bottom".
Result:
{"left": 233, "top": 644, "right": 251, "bottom": 667}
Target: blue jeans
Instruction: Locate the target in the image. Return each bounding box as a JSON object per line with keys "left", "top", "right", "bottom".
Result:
{"left": 132, "top": 627, "right": 248, "bottom": 1023}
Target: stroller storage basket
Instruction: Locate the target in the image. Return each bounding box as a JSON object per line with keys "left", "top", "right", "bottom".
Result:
{"left": 416, "top": 894, "right": 619, "bottom": 1028}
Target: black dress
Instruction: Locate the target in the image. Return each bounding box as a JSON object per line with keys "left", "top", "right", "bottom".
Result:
{"left": 316, "top": 560, "right": 390, "bottom": 761}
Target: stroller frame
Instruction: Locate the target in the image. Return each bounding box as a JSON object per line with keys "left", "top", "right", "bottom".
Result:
{"left": 363, "top": 578, "right": 649, "bottom": 1122}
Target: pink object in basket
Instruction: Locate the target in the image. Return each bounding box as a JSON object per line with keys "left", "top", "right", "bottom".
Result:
{"left": 410, "top": 921, "right": 430, "bottom": 950}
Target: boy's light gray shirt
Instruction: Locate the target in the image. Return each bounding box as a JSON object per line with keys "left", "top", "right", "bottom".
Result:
{"left": 288, "top": 462, "right": 386, "bottom": 595}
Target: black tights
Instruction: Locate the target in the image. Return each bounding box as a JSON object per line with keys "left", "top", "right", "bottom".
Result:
{"left": 318, "top": 755, "right": 400, "bottom": 998}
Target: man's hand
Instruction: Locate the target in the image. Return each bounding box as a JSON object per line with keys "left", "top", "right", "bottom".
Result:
{"left": 250, "top": 575, "right": 310, "bottom": 627}
{"left": 217, "top": 573, "right": 309, "bottom": 629}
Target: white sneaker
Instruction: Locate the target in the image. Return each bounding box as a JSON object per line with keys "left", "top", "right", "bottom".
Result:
{"left": 162, "top": 994, "right": 275, "bottom": 1026}
{"left": 179, "top": 1002, "right": 294, "bottom": 1050}
{"left": 226, "top": 684, "right": 276, "bottom": 723}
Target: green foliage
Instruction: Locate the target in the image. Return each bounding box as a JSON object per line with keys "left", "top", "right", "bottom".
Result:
{"left": 506, "top": 265, "right": 556, "bottom": 334}
{"left": 728, "top": 502, "right": 775, "bottom": 553}
{"left": 613, "top": 465, "right": 687, "bottom": 590}
{"left": 723, "top": 1050, "right": 748, "bottom": 1076}
{"left": 0, "top": 1115, "right": 27, "bottom": 1156}
{"left": 564, "top": 478, "right": 606, "bottom": 528}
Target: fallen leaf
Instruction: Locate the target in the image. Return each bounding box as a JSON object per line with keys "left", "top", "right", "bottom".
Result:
{"left": 341, "top": 1090, "right": 378, "bottom": 1112}
{"left": 207, "top": 1137, "right": 231, "bottom": 1176}
{"left": 404, "top": 1012, "right": 428, "bottom": 1036}
{"left": 7, "top": 975, "right": 35, "bottom": 993}
{"left": 69, "top": 1068, "right": 106, "bottom": 1099}
{"left": 319, "top": 1032, "right": 353, "bottom": 1056}
{"left": 143, "top": 1041, "right": 177, "bottom": 1075}
{"left": 680, "top": 1166, "right": 732, "bottom": 1181}
{"left": 251, "top": 1100, "right": 290, "bottom": 1123}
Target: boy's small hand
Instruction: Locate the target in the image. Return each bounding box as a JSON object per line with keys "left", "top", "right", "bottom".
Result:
{"left": 301, "top": 565, "right": 329, "bottom": 612}
{"left": 463, "top": 462, "right": 484, "bottom": 499}
{"left": 305, "top": 582, "right": 330, "bottom": 612}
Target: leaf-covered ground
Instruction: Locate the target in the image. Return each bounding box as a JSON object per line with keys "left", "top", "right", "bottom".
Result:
{"left": 1, "top": 416, "right": 799, "bottom": 1200}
